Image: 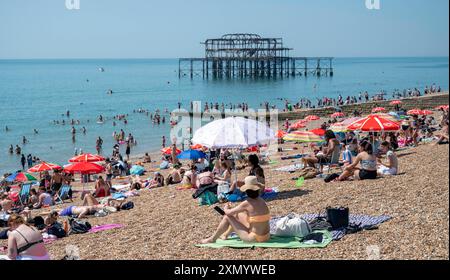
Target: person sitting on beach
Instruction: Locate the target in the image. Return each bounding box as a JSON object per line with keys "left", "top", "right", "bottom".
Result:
{"left": 377, "top": 141, "right": 399, "bottom": 176}
{"left": 143, "top": 153, "right": 152, "bottom": 163}
{"left": 336, "top": 141, "right": 378, "bottom": 181}
{"left": 28, "top": 189, "right": 39, "bottom": 207}
{"left": 94, "top": 176, "right": 110, "bottom": 198}
{"left": 179, "top": 165, "right": 198, "bottom": 189}
{"left": 165, "top": 165, "right": 183, "bottom": 186}
{"left": 200, "top": 176, "right": 270, "bottom": 244}
{"left": 0, "top": 214, "right": 50, "bottom": 260}
{"left": 228, "top": 154, "right": 265, "bottom": 194}
{"left": 341, "top": 144, "right": 353, "bottom": 166}
{"left": 302, "top": 130, "right": 340, "bottom": 171}
{"left": 0, "top": 193, "right": 13, "bottom": 213}
{"left": 149, "top": 172, "right": 164, "bottom": 188}
{"left": 33, "top": 187, "right": 53, "bottom": 209}
{"left": 214, "top": 161, "right": 232, "bottom": 184}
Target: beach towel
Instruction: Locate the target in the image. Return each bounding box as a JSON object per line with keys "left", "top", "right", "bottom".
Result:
{"left": 195, "top": 230, "right": 332, "bottom": 249}
{"left": 130, "top": 165, "right": 145, "bottom": 175}
{"left": 270, "top": 213, "right": 392, "bottom": 241}
{"left": 226, "top": 188, "right": 278, "bottom": 202}
{"left": 89, "top": 224, "right": 124, "bottom": 233}
{"left": 281, "top": 154, "right": 305, "bottom": 160}
{"left": 274, "top": 163, "right": 303, "bottom": 172}
{"left": 111, "top": 184, "right": 130, "bottom": 191}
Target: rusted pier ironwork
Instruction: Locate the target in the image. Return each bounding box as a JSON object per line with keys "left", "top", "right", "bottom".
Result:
{"left": 179, "top": 33, "right": 333, "bottom": 79}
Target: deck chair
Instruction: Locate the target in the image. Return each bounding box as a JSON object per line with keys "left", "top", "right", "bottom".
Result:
{"left": 54, "top": 184, "right": 72, "bottom": 204}
{"left": 319, "top": 145, "right": 344, "bottom": 174}
{"left": 18, "top": 183, "right": 32, "bottom": 206}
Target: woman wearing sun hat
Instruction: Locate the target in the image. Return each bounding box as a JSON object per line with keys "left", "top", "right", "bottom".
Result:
{"left": 200, "top": 176, "right": 271, "bottom": 244}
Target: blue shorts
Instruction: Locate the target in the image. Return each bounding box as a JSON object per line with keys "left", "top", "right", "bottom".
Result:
{"left": 60, "top": 206, "right": 75, "bottom": 216}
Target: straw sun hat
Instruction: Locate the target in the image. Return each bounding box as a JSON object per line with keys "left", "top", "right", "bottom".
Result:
{"left": 240, "top": 176, "right": 264, "bottom": 192}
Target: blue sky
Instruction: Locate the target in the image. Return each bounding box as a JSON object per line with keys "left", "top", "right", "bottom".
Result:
{"left": 0, "top": 0, "right": 448, "bottom": 58}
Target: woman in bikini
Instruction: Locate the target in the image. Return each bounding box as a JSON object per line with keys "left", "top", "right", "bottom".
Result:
{"left": 336, "top": 140, "right": 378, "bottom": 181}
{"left": 200, "top": 176, "right": 271, "bottom": 244}
{"left": 0, "top": 214, "right": 50, "bottom": 260}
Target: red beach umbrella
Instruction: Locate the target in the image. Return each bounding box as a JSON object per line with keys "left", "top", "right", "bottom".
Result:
{"left": 330, "top": 112, "right": 345, "bottom": 118}
{"left": 190, "top": 144, "right": 204, "bottom": 150}
{"left": 290, "top": 121, "right": 306, "bottom": 130}
{"left": 28, "top": 162, "right": 62, "bottom": 173}
{"left": 390, "top": 100, "right": 402, "bottom": 105}
{"left": 435, "top": 105, "right": 449, "bottom": 110}
{"left": 407, "top": 109, "right": 422, "bottom": 116}
{"left": 304, "top": 115, "right": 320, "bottom": 121}
{"left": 309, "top": 128, "right": 326, "bottom": 136}
{"left": 421, "top": 110, "right": 433, "bottom": 116}
{"left": 372, "top": 107, "right": 386, "bottom": 113}
{"left": 347, "top": 114, "right": 400, "bottom": 132}
{"left": 64, "top": 162, "right": 105, "bottom": 174}
{"left": 69, "top": 153, "right": 105, "bottom": 163}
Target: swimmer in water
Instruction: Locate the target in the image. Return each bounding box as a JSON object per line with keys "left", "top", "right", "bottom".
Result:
{"left": 5, "top": 126, "right": 9, "bottom": 131}
{"left": 34, "top": 129, "right": 38, "bottom": 134}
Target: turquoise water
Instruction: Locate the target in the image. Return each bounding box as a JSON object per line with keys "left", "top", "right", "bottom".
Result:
{"left": 0, "top": 57, "right": 448, "bottom": 173}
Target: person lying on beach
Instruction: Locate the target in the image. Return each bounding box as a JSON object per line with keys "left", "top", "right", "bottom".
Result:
{"left": 129, "top": 175, "right": 144, "bottom": 190}
{"left": 200, "top": 176, "right": 270, "bottom": 244}
{"left": 377, "top": 141, "right": 399, "bottom": 176}
{"left": 434, "top": 119, "right": 449, "bottom": 145}
{"left": 149, "top": 172, "right": 164, "bottom": 188}
{"left": 42, "top": 204, "right": 105, "bottom": 219}
{"left": 336, "top": 141, "right": 378, "bottom": 181}
{"left": 0, "top": 214, "right": 50, "bottom": 260}
{"left": 228, "top": 154, "right": 265, "bottom": 194}
{"left": 80, "top": 193, "right": 124, "bottom": 210}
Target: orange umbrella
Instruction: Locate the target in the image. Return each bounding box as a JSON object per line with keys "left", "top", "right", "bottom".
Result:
{"left": 275, "top": 130, "right": 287, "bottom": 139}
{"left": 390, "top": 100, "right": 402, "bottom": 105}
{"left": 304, "top": 115, "right": 320, "bottom": 121}
{"left": 69, "top": 153, "right": 105, "bottom": 163}
{"left": 372, "top": 107, "right": 386, "bottom": 113}
{"left": 190, "top": 144, "right": 204, "bottom": 150}
{"left": 347, "top": 114, "right": 400, "bottom": 132}
{"left": 28, "top": 162, "right": 62, "bottom": 173}
{"left": 407, "top": 109, "right": 422, "bottom": 116}
{"left": 161, "top": 147, "right": 181, "bottom": 155}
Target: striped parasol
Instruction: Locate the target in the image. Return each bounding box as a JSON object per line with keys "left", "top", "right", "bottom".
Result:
{"left": 347, "top": 114, "right": 400, "bottom": 132}
{"left": 330, "top": 112, "right": 345, "bottom": 118}
{"left": 372, "top": 107, "right": 386, "bottom": 113}
{"left": 304, "top": 115, "right": 320, "bottom": 121}
{"left": 283, "top": 131, "right": 323, "bottom": 143}
{"left": 390, "top": 100, "right": 402, "bottom": 105}
{"left": 407, "top": 109, "right": 422, "bottom": 116}
{"left": 28, "top": 162, "right": 62, "bottom": 173}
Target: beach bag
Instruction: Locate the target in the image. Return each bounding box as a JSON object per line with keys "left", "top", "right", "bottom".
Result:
{"left": 198, "top": 190, "right": 218, "bottom": 206}
{"left": 47, "top": 222, "right": 67, "bottom": 238}
{"left": 217, "top": 182, "right": 230, "bottom": 201}
{"left": 197, "top": 172, "right": 214, "bottom": 187}
{"left": 121, "top": 201, "right": 134, "bottom": 210}
{"left": 273, "top": 215, "right": 311, "bottom": 238}
{"left": 326, "top": 207, "right": 349, "bottom": 229}
{"left": 69, "top": 219, "right": 91, "bottom": 235}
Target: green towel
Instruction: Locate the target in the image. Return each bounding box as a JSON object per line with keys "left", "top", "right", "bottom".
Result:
{"left": 269, "top": 160, "right": 279, "bottom": 165}
{"left": 196, "top": 230, "right": 332, "bottom": 249}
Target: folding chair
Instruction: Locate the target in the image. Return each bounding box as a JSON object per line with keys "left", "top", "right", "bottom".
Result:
{"left": 54, "top": 184, "right": 72, "bottom": 204}
{"left": 18, "top": 183, "right": 32, "bottom": 206}
{"left": 319, "top": 145, "right": 344, "bottom": 174}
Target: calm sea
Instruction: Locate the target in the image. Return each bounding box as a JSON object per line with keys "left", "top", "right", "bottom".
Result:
{"left": 0, "top": 57, "right": 448, "bottom": 173}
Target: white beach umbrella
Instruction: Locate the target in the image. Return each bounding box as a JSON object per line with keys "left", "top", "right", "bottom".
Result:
{"left": 191, "top": 117, "right": 275, "bottom": 149}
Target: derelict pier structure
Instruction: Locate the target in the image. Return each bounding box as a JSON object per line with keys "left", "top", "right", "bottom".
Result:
{"left": 179, "top": 33, "right": 333, "bottom": 79}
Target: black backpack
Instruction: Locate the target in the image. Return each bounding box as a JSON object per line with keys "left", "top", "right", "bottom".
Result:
{"left": 121, "top": 201, "right": 134, "bottom": 210}
{"left": 326, "top": 207, "right": 349, "bottom": 229}
{"left": 47, "top": 222, "right": 67, "bottom": 238}
{"left": 69, "top": 218, "right": 92, "bottom": 234}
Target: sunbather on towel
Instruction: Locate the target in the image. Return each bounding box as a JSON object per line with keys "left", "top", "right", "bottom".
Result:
{"left": 200, "top": 176, "right": 271, "bottom": 244}
{"left": 81, "top": 193, "right": 124, "bottom": 209}
{"left": 43, "top": 204, "right": 104, "bottom": 219}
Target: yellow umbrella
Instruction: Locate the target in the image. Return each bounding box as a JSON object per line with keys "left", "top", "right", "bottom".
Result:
{"left": 283, "top": 131, "right": 323, "bottom": 143}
